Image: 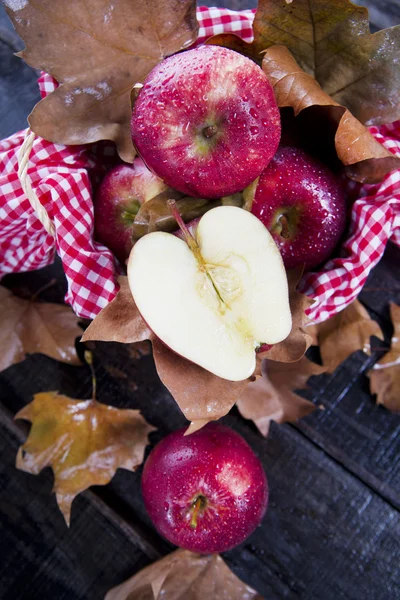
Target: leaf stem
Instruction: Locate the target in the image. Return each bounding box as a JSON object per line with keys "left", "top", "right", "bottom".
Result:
{"left": 84, "top": 350, "right": 97, "bottom": 402}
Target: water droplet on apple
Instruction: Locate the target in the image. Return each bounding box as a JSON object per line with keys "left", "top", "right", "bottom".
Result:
{"left": 164, "top": 502, "right": 169, "bottom": 511}
{"left": 250, "top": 108, "right": 258, "bottom": 119}
{"left": 250, "top": 126, "right": 259, "bottom": 135}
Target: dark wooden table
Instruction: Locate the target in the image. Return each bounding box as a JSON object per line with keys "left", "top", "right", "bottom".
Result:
{"left": 1, "top": 2, "right": 400, "bottom": 599}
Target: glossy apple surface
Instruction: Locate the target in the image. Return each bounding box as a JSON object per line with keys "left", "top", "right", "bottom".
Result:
{"left": 251, "top": 146, "right": 347, "bottom": 270}
{"left": 131, "top": 45, "right": 281, "bottom": 198}
{"left": 93, "top": 158, "right": 167, "bottom": 264}
{"left": 141, "top": 422, "right": 268, "bottom": 554}
{"left": 127, "top": 206, "right": 292, "bottom": 381}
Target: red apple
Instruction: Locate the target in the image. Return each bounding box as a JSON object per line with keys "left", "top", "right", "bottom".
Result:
{"left": 131, "top": 45, "right": 281, "bottom": 199}
{"left": 251, "top": 146, "right": 347, "bottom": 270}
{"left": 93, "top": 158, "right": 167, "bottom": 264}
{"left": 141, "top": 422, "right": 268, "bottom": 554}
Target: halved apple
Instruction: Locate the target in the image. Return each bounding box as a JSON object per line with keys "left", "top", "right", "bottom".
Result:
{"left": 127, "top": 206, "right": 291, "bottom": 381}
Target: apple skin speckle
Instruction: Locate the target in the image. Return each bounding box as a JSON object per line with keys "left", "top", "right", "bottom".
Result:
{"left": 131, "top": 45, "right": 281, "bottom": 198}
{"left": 251, "top": 146, "right": 347, "bottom": 270}
{"left": 141, "top": 422, "right": 268, "bottom": 554}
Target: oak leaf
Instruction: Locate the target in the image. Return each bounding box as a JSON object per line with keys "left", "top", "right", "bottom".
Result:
{"left": 16, "top": 391, "right": 155, "bottom": 525}
{"left": 0, "top": 285, "right": 82, "bottom": 372}
{"left": 207, "top": 0, "right": 400, "bottom": 127}
{"left": 5, "top": 0, "right": 198, "bottom": 162}
{"left": 368, "top": 303, "right": 400, "bottom": 412}
{"left": 105, "top": 548, "right": 263, "bottom": 600}
{"left": 314, "top": 299, "right": 384, "bottom": 373}
{"left": 237, "top": 357, "right": 325, "bottom": 437}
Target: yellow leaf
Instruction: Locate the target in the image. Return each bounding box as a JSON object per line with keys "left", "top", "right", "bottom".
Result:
{"left": 16, "top": 391, "right": 155, "bottom": 525}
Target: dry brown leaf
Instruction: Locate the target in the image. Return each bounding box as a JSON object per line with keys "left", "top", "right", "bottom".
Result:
{"left": 152, "top": 338, "right": 254, "bottom": 434}
{"left": 5, "top": 0, "right": 198, "bottom": 162}
{"left": 368, "top": 303, "right": 400, "bottom": 412}
{"left": 105, "top": 548, "right": 263, "bottom": 600}
{"left": 0, "top": 285, "right": 82, "bottom": 371}
{"left": 259, "top": 268, "right": 314, "bottom": 363}
{"left": 207, "top": 0, "right": 400, "bottom": 127}
{"left": 237, "top": 357, "right": 324, "bottom": 437}
{"left": 82, "top": 278, "right": 151, "bottom": 344}
{"left": 15, "top": 391, "right": 155, "bottom": 524}
{"left": 261, "top": 45, "right": 399, "bottom": 183}
{"left": 315, "top": 299, "right": 384, "bottom": 373}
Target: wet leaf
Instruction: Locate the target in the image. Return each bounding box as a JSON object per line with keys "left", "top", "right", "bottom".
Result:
{"left": 237, "top": 357, "right": 324, "bottom": 437}
{"left": 0, "top": 285, "right": 82, "bottom": 372}
{"left": 261, "top": 45, "right": 399, "bottom": 183}
{"left": 368, "top": 303, "right": 400, "bottom": 412}
{"left": 315, "top": 299, "right": 384, "bottom": 373}
{"left": 208, "top": 0, "right": 400, "bottom": 127}
{"left": 105, "top": 548, "right": 263, "bottom": 600}
{"left": 5, "top": 0, "right": 198, "bottom": 162}
{"left": 16, "top": 391, "right": 155, "bottom": 524}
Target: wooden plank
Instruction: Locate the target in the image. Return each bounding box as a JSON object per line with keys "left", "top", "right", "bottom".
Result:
{"left": 353, "top": 0, "right": 400, "bottom": 29}
{"left": 293, "top": 242, "right": 400, "bottom": 509}
{"left": 2, "top": 364, "right": 400, "bottom": 599}
{"left": 0, "top": 414, "right": 154, "bottom": 600}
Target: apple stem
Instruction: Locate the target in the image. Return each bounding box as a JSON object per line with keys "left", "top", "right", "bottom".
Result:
{"left": 167, "top": 199, "right": 227, "bottom": 309}
{"left": 278, "top": 214, "right": 291, "bottom": 239}
{"left": 84, "top": 350, "right": 97, "bottom": 402}
{"left": 167, "top": 199, "right": 204, "bottom": 261}
{"left": 190, "top": 495, "right": 206, "bottom": 529}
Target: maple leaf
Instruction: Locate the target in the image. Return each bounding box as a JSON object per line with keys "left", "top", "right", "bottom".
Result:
{"left": 15, "top": 391, "right": 155, "bottom": 525}
{"left": 105, "top": 548, "right": 263, "bottom": 600}
{"left": 0, "top": 285, "right": 82, "bottom": 372}
{"left": 314, "top": 299, "right": 384, "bottom": 373}
{"left": 5, "top": 0, "right": 198, "bottom": 162}
{"left": 207, "top": 0, "right": 400, "bottom": 127}
{"left": 368, "top": 303, "right": 400, "bottom": 412}
{"left": 237, "top": 357, "right": 325, "bottom": 437}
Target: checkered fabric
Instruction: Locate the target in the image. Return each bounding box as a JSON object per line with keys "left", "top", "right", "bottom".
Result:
{"left": 1, "top": 6, "right": 399, "bottom": 323}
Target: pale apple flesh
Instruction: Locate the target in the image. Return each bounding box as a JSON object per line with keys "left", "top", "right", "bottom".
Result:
{"left": 127, "top": 206, "right": 291, "bottom": 381}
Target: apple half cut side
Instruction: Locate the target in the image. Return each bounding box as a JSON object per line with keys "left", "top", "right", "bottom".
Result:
{"left": 127, "top": 206, "right": 292, "bottom": 381}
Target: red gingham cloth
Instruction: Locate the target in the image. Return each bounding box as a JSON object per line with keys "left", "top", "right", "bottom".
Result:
{"left": 1, "top": 7, "right": 399, "bottom": 323}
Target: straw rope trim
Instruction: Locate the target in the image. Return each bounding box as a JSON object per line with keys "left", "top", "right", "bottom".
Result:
{"left": 17, "top": 128, "right": 56, "bottom": 237}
